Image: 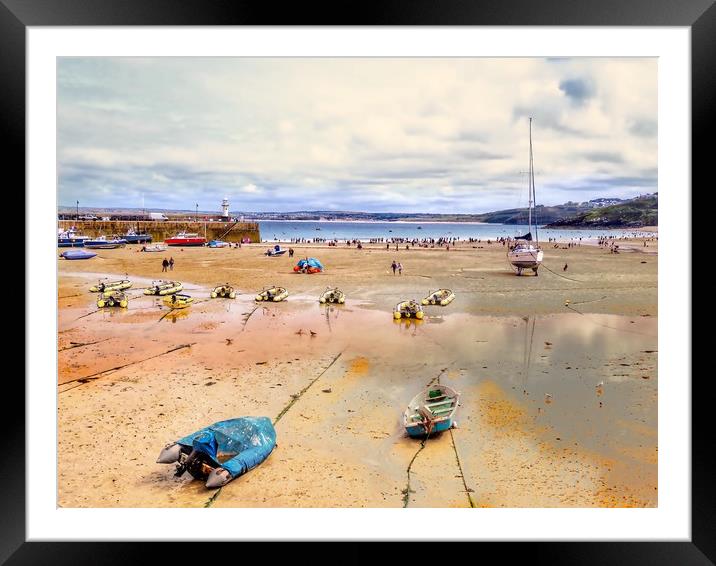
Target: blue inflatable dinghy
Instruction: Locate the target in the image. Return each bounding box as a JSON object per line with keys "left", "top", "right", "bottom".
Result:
{"left": 156, "top": 417, "right": 276, "bottom": 488}
{"left": 60, "top": 250, "right": 97, "bottom": 260}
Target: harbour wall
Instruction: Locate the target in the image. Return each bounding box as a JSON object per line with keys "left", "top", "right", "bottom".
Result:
{"left": 58, "top": 220, "right": 261, "bottom": 243}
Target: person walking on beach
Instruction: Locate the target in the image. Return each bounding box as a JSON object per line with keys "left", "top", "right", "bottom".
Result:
{"left": 289, "top": 248, "right": 294, "bottom": 258}
{"left": 162, "top": 258, "right": 169, "bottom": 272}
{"left": 391, "top": 260, "right": 397, "bottom": 275}
{"left": 397, "top": 262, "right": 403, "bottom": 275}
{"left": 169, "top": 257, "right": 174, "bottom": 271}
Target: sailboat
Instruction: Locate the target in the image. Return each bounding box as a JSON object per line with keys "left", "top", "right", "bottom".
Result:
{"left": 508, "top": 117, "right": 544, "bottom": 276}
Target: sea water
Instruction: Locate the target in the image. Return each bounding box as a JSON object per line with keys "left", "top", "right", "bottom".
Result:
{"left": 258, "top": 220, "right": 653, "bottom": 243}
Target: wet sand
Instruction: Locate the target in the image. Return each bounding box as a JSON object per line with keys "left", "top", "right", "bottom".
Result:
{"left": 57, "top": 239, "right": 657, "bottom": 507}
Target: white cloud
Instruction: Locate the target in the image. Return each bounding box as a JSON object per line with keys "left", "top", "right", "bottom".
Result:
{"left": 57, "top": 57, "right": 657, "bottom": 212}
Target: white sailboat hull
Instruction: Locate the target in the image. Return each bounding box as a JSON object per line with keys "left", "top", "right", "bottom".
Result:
{"left": 508, "top": 248, "right": 544, "bottom": 268}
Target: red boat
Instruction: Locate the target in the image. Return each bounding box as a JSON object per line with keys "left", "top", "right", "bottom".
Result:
{"left": 165, "top": 232, "right": 207, "bottom": 246}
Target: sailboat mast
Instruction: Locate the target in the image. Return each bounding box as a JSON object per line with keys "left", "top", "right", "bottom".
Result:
{"left": 528, "top": 117, "right": 533, "bottom": 234}
{"left": 529, "top": 117, "right": 538, "bottom": 244}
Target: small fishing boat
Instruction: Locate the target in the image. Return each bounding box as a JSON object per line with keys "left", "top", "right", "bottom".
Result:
{"left": 211, "top": 284, "right": 236, "bottom": 299}
{"left": 421, "top": 289, "right": 455, "bottom": 306}
{"left": 403, "top": 384, "right": 460, "bottom": 438}
{"left": 83, "top": 236, "right": 127, "bottom": 249}
{"left": 293, "top": 257, "right": 323, "bottom": 273}
{"left": 57, "top": 229, "right": 90, "bottom": 247}
{"left": 393, "top": 300, "right": 424, "bottom": 319}
{"left": 163, "top": 293, "right": 193, "bottom": 309}
{"left": 156, "top": 417, "right": 277, "bottom": 489}
{"left": 123, "top": 228, "right": 152, "bottom": 244}
{"left": 141, "top": 243, "right": 168, "bottom": 252}
{"left": 165, "top": 232, "right": 207, "bottom": 247}
{"left": 255, "top": 286, "right": 288, "bottom": 302}
{"left": 60, "top": 250, "right": 96, "bottom": 260}
{"left": 144, "top": 281, "right": 183, "bottom": 296}
{"left": 207, "top": 239, "right": 230, "bottom": 248}
{"left": 265, "top": 244, "right": 287, "bottom": 256}
{"left": 318, "top": 287, "right": 345, "bottom": 304}
{"left": 97, "top": 290, "right": 128, "bottom": 309}
{"left": 89, "top": 279, "right": 132, "bottom": 293}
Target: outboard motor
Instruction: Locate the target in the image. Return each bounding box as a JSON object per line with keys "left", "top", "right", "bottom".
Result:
{"left": 173, "top": 431, "right": 220, "bottom": 481}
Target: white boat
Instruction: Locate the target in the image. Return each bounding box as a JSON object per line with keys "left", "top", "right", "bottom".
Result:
{"left": 83, "top": 235, "right": 127, "bottom": 249}
{"left": 403, "top": 384, "right": 460, "bottom": 438}
{"left": 57, "top": 228, "right": 90, "bottom": 247}
{"left": 142, "top": 243, "right": 168, "bottom": 252}
{"left": 508, "top": 117, "right": 544, "bottom": 276}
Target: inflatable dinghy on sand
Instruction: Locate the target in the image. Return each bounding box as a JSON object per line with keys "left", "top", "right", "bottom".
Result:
{"left": 393, "top": 299, "right": 424, "bottom": 319}
{"left": 157, "top": 417, "right": 277, "bottom": 488}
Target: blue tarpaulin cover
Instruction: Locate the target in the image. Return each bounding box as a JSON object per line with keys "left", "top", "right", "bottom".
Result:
{"left": 295, "top": 257, "right": 324, "bottom": 269}
{"left": 176, "top": 417, "right": 276, "bottom": 479}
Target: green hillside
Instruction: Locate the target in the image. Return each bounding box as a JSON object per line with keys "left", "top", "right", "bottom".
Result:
{"left": 545, "top": 196, "right": 657, "bottom": 228}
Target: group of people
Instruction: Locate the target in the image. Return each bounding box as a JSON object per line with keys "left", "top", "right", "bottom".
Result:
{"left": 390, "top": 260, "right": 403, "bottom": 275}
{"left": 161, "top": 257, "right": 175, "bottom": 272}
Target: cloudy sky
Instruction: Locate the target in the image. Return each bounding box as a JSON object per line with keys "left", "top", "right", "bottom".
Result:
{"left": 58, "top": 57, "right": 657, "bottom": 213}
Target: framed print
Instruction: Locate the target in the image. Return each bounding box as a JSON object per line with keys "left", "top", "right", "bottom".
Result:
{"left": 8, "top": 0, "right": 709, "bottom": 563}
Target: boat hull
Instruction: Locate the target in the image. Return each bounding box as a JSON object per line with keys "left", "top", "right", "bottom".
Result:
{"left": 393, "top": 300, "right": 424, "bottom": 319}
{"left": 403, "top": 384, "right": 460, "bottom": 438}
{"left": 60, "top": 250, "right": 96, "bottom": 260}
{"left": 144, "top": 282, "right": 182, "bottom": 295}
{"left": 84, "top": 238, "right": 127, "bottom": 249}
{"left": 163, "top": 294, "right": 193, "bottom": 309}
{"left": 255, "top": 288, "right": 288, "bottom": 302}
{"left": 57, "top": 239, "right": 87, "bottom": 247}
{"left": 124, "top": 234, "right": 153, "bottom": 244}
{"left": 142, "top": 245, "right": 167, "bottom": 252}
{"left": 508, "top": 248, "right": 544, "bottom": 268}
{"left": 421, "top": 289, "right": 455, "bottom": 306}
{"left": 405, "top": 418, "right": 454, "bottom": 438}
{"left": 165, "top": 238, "right": 206, "bottom": 246}
{"left": 319, "top": 288, "right": 345, "bottom": 303}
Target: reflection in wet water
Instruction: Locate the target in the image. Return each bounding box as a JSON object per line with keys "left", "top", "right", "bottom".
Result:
{"left": 59, "top": 284, "right": 657, "bottom": 507}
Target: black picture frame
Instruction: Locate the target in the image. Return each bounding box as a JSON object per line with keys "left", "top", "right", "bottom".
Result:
{"left": 7, "top": 0, "right": 706, "bottom": 563}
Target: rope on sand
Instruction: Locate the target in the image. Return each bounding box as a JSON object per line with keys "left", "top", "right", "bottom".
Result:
{"left": 156, "top": 299, "right": 211, "bottom": 323}
{"left": 58, "top": 343, "right": 196, "bottom": 390}
{"left": 449, "top": 429, "right": 476, "bottom": 508}
{"left": 539, "top": 261, "right": 584, "bottom": 283}
{"left": 240, "top": 305, "right": 261, "bottom": 332}
{"left": 565, "top": 303, "right": 656, "bottom": 337}
{"left": 58, "top": 338, "right": 110, "bottom": 352}
{"left": 273, "top": 349, "right": 345, "bottom": 425}
{"left": 205, "top": 348, "right": 346, "bottom": 508}
{"left": 403, "top": 431, "right": 431, "bottom": 508}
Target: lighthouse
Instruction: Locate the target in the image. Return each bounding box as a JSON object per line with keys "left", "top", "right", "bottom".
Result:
{"left": 221, "top": 197, "right": 230, "bottom": 221}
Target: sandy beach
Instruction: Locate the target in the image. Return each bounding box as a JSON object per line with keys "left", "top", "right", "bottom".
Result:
{"left": 58, "top": 237, "right": 657, "bottom": 508}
